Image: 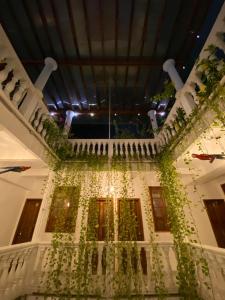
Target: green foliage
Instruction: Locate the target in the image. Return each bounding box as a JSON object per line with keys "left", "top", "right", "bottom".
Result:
{"left": 152, "top": 81, "right": 176, "bottom": 102}
{"left": 41, "top": 161, "right": 169, "bottom": 299}
{"left": 196, "top": 44, "right": 225, "bottom": 98}
{"left": 43, "top": 119, "right": 74, "bottom": 160}
{"left": 157, "top": 152, "right": 202, "bottom": 299}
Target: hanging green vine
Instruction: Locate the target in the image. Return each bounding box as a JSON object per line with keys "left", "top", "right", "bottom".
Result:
{"left": 156, "top": 151, "right": 211, "bottom": 299}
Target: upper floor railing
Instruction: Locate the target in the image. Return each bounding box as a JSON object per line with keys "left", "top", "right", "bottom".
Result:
{"left": 0, "top": 26, "right": 50, "bottom": 141}
{"left": 156, "top": 3, "right": 225, "bottom": 149}
{"left": 70, "top": 139, "right": 158, "bottom": 160}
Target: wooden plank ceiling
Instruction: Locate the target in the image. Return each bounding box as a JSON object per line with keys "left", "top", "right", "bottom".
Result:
{"left": 0, "top": 0, "right": 216, "bottom": 135}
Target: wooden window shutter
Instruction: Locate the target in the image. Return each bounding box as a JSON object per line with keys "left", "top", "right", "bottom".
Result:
{"left": 87, "top": 198, "right": 114, "bottom": 241}
{"left": 118, "top": 198, "right": 144, "bottom": 241}
{"left": 45, "top": 186, "right": 79, "bottom": 233}
{"left": 149, "top": 186, "right": 170, "bottom": 232}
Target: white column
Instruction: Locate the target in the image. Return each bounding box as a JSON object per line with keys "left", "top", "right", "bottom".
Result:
{"left": 163, "top": 59, "right": 184, "bottom": 91}
{"left": 147, "top": 110, "right": 158, "bottom": 137}
{"left": 19, "top": 88, "right": 43, "bottom": 121}
{"left": 19, "top": 57, "right": 57, "bottom": 120}
{"left": 64, "top": 110, "right": 75, "bottom": 135}
{"left": 34, "top": 57, "right": 58, "bottom": 91}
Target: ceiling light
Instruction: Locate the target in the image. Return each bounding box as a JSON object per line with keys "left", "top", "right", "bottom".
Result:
{"left": 158, "top": 111, "right": 166, "bottom": 116}
{"left": 138, "top": 113, "right": 141, "bottom": 116}
{"left": 90, "top": 113, "right": 95, "bottom": 117}
{"left": 73, "top": 112, "right": 80, "bottom": 117}
{"left": 114, "top": 113, "right": 117, "bottom": 116}
{"left": 182, "top": 66, "right": 186, "bottom": 70}
{"left": 196, "top": 35, "right": 200, "bottom": 39}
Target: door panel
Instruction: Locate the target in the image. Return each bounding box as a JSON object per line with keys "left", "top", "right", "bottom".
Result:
{"left": 204, "top": 199, "right": 225, "bottom": 248}
{"left": 118, "top": 198, "right": 144, "bottom": 241}
{"left": 87, "top": 198, "right": 114, "bottom": 241}
{"left": 12, "top": 199, "right": 42, "bottom": 244}
{"left": 149, "top": 187, "right": 170, "bottom": 232}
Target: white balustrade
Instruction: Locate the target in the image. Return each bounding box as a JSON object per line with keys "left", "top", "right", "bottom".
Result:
{"left": 190, "top": 243, "right": 225, "bottom": 300}
{"left": 0, "top": 24, "right": 56, "bottom": 157}
{"left": 70, "top": 139, "right": 157, "bottom": 160}
{"left": 158, "top": 3, "right": 225, "bottom": 148}
{"left": 0, "top": 241, "right": 177, "bottom": 299}
{"left": 2, "top": 241, "right": 225, "bottom": 299}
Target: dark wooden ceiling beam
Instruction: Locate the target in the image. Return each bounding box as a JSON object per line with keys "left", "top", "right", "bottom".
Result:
{"left": 124, "top": 0, "right": 135, "bottom": 88}
{"left": 144, "top": 0, "right": 167, "bottom": 96}
{"left": 134, "top": 0, "right": 151, "bottom": 87}
{"left": 22, "top": 0, "right": 45, "bottom": 58}
{"left": 36, "top": 0, "right": 68, "bottom": 109}
{"left": 22, "top": 57, "right": 181, "bottom": 66}
{"left": 6, "top": 1, "right": 61, "bottom": 110}
{"left": 82, "top": 0, "right": 98, "bottom": 101}
{"left": 177, "top": 0, "right": 198, "bottom": 60}
{"left": 51, "top": 108, "right": 149, "bottom": 116}
{"left": 98, "top": 0, "right": 107, "bottom": 103}
{"left": 50, "top": 0, "right": 82, "bottom": 109}
{"left": 66, "top": 0, "right": 89, "bottom": 107}
{"left": 152, "top": 0, "right": 167, "bottom": 55}
{"left": 114, "top": 0, "right": 119, "bottom": 91}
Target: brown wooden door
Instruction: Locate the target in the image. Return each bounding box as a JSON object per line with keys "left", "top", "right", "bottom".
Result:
{"left": 118, "top": 198, "right": 144, "bottom": 241}
{"left": 87, "top": 198, "right": 114, "bottom": 241}
{"left": 204, "top": 199, "right": 225, "bottom": 248}
{"left": 12, "top": 199, "right": 42, "bottom": 244}
{"left": 149, "top": 187, "right": 170, "bottom": 232}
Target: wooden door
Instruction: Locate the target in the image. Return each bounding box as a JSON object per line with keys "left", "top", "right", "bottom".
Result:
{"left": 118, "top": 198, "right": 144, "bottom": 241}
{"left": 12, "top": 198, "right": 42, "bottom": 244}
{"left": 149, "top": 187, "right": 170, "bottom": 232}
{"left": 204, "top": 199, "right": 225, "bottom": 248}
{"left": 45, "top": 186, "right": 79, "bottom": 233}
{"left": 87, "top": 198, "right": 114, "bottom": 241}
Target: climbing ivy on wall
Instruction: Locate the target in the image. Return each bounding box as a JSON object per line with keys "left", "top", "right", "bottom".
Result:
{"left": 157, "top": 152, "right": 199, "bottom": 298}
{"left": 156, "top": 151, "right": 213, "bottom": 299}
{"left": 41, "top": 160, "right": 170, "bottom": 299}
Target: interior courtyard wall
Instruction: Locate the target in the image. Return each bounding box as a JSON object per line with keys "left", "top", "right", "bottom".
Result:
{"left": 34, "top": 169, "right": 173, "bottom": 243}
{"left": 181, "top": 174, "right": 225, "bottom": 247}
{"left": 0, "top": 177, "right": 27, "bottom": 246}
{"left": 0, "top": 175, "right": 47, "bottom": 246}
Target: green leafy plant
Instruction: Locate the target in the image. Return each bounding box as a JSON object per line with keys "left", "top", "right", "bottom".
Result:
{"left": 196, "top": 44, "right": 225, "bottom": 98}
{"left": 152, "top": 80, "right": 176, "bottom": 102}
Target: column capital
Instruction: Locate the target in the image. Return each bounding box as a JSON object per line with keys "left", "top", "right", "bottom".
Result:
{"left": 163, "top": 59, "right": 175, "bottom": 72}
{"left": 44, "top": 57, "right": 58, "bottom": 71}
{"left": 162, "top": 58, "right": 183, "bottom": 91}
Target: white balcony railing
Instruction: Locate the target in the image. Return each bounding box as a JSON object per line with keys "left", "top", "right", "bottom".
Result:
{"left": 70, "top": 139, "right": 159, "bottom": 160}
{"left": 157, "top": 3, "right": 225, "bottom": 148}
{"left": 0, "top": 25, "right": 56, "bottom": 161}
{"left": 190, "top": 243, "right": 225, "bottom": 300}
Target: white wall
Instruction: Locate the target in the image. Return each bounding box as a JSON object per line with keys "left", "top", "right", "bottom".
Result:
{"left": 35, "top": 169, "right": 173, "bottom": 243}
{"left": 0, "top": 175, "right": 47, "bottom": 246}
{"left": 181, "top": 174, "right": 225, "bottom": 247}
{"left": 0, "top": 177, "right": 27, "bottom": 246}
{"left": 5, "top": 167, "right": 223, "bottom": 248}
